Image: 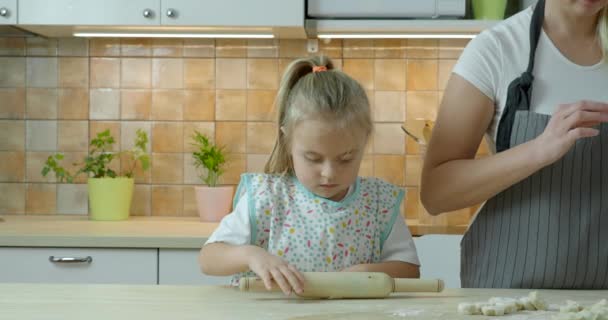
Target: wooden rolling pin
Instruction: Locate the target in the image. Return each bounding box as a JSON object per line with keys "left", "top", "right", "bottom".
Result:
{"left": 239, "top": 272, "right": 444, "bottom": 299}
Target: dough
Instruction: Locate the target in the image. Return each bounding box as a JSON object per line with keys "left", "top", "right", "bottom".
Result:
{"left": 529, "top": 291, "right": 548, "bottom": 311}
{"left": 457, "top": 303, "right": 479, "bottom": 315}
{"left": 520, "top": 297, "right": 537, "bottom": 311}
{"left": 482, "top": 305, "right": 506, "bottom": 316}
{"left": 560, "top": 300, "right": 583, "bottom": 313}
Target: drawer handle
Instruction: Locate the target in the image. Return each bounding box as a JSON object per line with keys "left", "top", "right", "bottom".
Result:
{"left": 49, "top": 256, "right": 93, "bottom": 264}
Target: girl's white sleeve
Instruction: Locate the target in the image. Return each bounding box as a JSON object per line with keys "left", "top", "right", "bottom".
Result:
{"left": 204, "top": 194, "right": 251, "bottom": 246}
{"left": 381, "top": 217, "right": 420, "bottom": 266}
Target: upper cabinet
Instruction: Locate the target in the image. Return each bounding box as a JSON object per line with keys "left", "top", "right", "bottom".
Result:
{"left": 0, "top": 0, "right": 17, "bottom": 25}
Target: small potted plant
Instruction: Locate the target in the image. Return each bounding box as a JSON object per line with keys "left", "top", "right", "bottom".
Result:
{"left": 42, "top": 129, "right": 150, "bottom": 221}
{"left": 191, "top": 130, "right": 233, "bottom": 222}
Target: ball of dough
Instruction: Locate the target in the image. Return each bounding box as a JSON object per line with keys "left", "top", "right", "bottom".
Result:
{"left": 482, "top": 305, "right": 506, "bottom": 316}
{"left": 529, "top": 291, "right": 548, "bottom": 311}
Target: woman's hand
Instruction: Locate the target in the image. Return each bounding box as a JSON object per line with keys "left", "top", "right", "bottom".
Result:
{"left": 533, "top": 100, "right": 608, "bottom": 166}
{"left": 246, "top": 246, "right": 305, "bottom": 295}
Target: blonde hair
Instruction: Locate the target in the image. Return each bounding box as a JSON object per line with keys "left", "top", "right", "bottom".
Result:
{"left": 600, "top": 6, "right": 608, "bottom": 56}
{"left": 264, "top": 56, "right": 372, "bottom": 174}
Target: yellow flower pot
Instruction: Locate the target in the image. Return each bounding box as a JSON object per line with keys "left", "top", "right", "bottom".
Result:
{"left": 88, "top": 177, "right": 134, "bottom": 221}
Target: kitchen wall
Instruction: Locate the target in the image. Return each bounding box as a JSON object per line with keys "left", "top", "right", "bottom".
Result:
{"left": 0, "top": 36, "right": 487, "bottom": 225}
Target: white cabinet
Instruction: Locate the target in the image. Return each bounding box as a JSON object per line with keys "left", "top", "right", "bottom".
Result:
{"left": 414, "top": 235, "right": 462, "bottom": 289}
{"left": 158, "top": 249, "right": 231, "bottom": 285}
{"left": 0, "top": 0, "right": 16, "bottom": 24}
{"left": 18, "top": 0, "right": 161, "bottom": 25}
{"left": 0, "top": 247, "right": 157, "bottom": 284}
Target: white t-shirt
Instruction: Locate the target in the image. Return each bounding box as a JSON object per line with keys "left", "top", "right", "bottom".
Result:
{"left": 453, "top": 6, "right": 608, "bottom": 153}
{"left": 206, "top": 186, "right": 420, "bottom": 266}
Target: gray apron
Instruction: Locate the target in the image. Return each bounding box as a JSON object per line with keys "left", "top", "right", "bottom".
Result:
{"left": 460, "top": 0, "right": 608, "bottom": 288}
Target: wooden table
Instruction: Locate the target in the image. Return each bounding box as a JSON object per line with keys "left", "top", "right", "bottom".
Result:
{"left": 0, "top": 284, "right": 606, "bottom": 320}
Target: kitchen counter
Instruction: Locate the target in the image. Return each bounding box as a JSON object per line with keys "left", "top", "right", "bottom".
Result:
{"left": 0, "top": 283, "right": 606, "bottom": 320}
{"left": 0, "top": 215, "right": 467, "bottom": 249}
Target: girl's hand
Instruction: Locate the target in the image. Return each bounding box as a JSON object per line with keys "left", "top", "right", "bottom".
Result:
{"left": 533, "top": 101, "right": 608, "bottom": 166}
{"left": 246, "top": 246, "right": 305, "bottom": 295}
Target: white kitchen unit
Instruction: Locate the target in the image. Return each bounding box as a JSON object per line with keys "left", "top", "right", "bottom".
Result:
{"left": 0, "top": 0, "right": 16, "bottom": 25}
{"left": 414, "top": 234, "right": 463, "bottom": 288}
{"left": 158, "top": 249, "right": 231, "bottom": 285}
{"left": 0, "top": 247, "right": 158, "bottom": 284}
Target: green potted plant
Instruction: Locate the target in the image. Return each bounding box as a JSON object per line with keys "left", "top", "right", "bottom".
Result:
{"left": 42, "top": 129, "right": 150, "bottom": 221}
{"left": 191, "top": 130, "right": 233, "bottom": 222}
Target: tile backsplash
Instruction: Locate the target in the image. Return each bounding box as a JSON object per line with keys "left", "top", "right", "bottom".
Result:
{"left": 0, "top": 37, "right": 487, "bottom": 225}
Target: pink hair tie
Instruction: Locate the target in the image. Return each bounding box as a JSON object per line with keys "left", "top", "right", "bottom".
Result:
{"left": 312, "top": 65, "right": 328, "bottom": 73}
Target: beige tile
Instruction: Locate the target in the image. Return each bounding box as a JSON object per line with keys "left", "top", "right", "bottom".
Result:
{"left": 216, "top": 122, "right": 246, "bottom": 153}
{"left": 57, "top": 38, "right": 88, "bottom": 57}
{"left": 407, "top": 60, "right": 438, "bottom": 91}
{"left": 278, "top": 40, "right": 307, "bottom": 58}
{"left": 151, "top": 90, "right": 184, "bottom": 120}
{"left": 120, "top": 121, "right": 151, "bottom": 151}
{"left": 247, "top": 122, "right": 276, "bottom": 154}
{"left": 405, "top": 155, "right": 422, "bottom": 187}
{"left": 404, "top": 187, "right": 420, "bottom": 219}
{"left": 0, "top": 57, "right": 25, "bottom": 87}
{"left": 89, "top": 89, "right": 120, "bottom": 120}
{"left": 247, "top": 39, "right": 279, "bottom": 58}
{"left": 183, "top": 153, "right": 200, "bottom": 185}
{"left": 184, "top": 90, "right": 215, "bottom": 121}
{"left": 26, "top": 57, "right": 58, "bottom": 88}
{"left": 216, "top": 90, "right": 246, "bottom": 121}
{"left": 0, "top": 38, "right": 26, "bottom": 56}
{"left": 120, "top": 153, "right": 151, "bottom": 183}
{"left": 439, "top": 39, "right": 470, "bottom": 59}
{"left": 90, "top": 121, "right": 121, "bottom": 152}
{"left": 330, "top": 58, "right": 343, "bottom": 70}
{"left": 0, "top": 151, "right": 25, "bottom": 182}
{"left": 215, "top": 39, "right": 247, "bottom": 58}
{"left": 26, "top": 37, "right": 57, "bottom": 56}
{"left": 247, "top": 59, "right": 279, "bottom": 89}
{"left": 152, "top": 58, "right": 183, "bottom": 89}
{"left": 183, "top": 39, "right": 215, "bottom": 58}
{"left": 57, "top": 184, "right": 88, "bottom": 214}
{"left": 184, "top": 58, "right": 214, "bottom": 89}
{"left": 26, "top": 88, "right": 57, "bottom": 119}
{"left": 183, "top": 122, "right": 215, "bottom": 153}
{"left": 247, "top": 90, "right": 276, "bottom": 121}
{"left": 343, "top": 39, "right": 374, "bottom": 58}
{"left": 374, "top": 155, "right": 405, "bottom": 186}
{"left": 216, "top": 58, "right": 246, "bottom": 89}
{"left": 26, "top": 183, "right": 56, "bottom": 215}
{"left": 0, "top": 183, "right": 25, "bottom": 214}
{"left": 374, "top": 60, "right": 406, "bottom": 91}
{"left": 152, "top": 122, "right": 184, "bottom": 153}
{"left": 121, "top": 38, "right": 152, "bottom": 57}
{"left": 89, "top": 38, "right": 121, "bottom": 57}
{"left": 152, "top": 39, "right": 183, "bottom": 57}
{"left": 406, "top": 39, "right": 439, "bottom": 59}
{"left": 406, "top": 92, "right": 439, "bottom": 121}
{"left": 374, "top": 39, "right": 407, "bottom": 58}
{"left": 58, "top": 121, "right": 88, "bottom": 152}
{"left": 404, "top": 119, "right": 427, "bottom": 155}
{"left": 121, "top": 58, "right": 151, "bottom": 88}
{"left": 0, "top": 120, "right": 24, "bottom": 151}
{"left": 58, "top": 57, "right": 88, "bottom": 88}
{"left": 0, "top": 88, "right": 25, "bottom": 118}
{"left": 438, "top": 59, "right": 457, "bottom": 91}
{"left": 246, "top": 154, "right": 270, "bottom": 173}
{"left": 26, "top": 120, "right": 57, "bottom": 151}
{"left": 58, "top": 89, "right": 89, "bottom": 120}
{"left": 373, "top": 123, "right": 405, "bottom": 155}
{"left": 151, "top": 155, "right": 184, "bottom": 187}
{"left": 130, "top": 184, "right": 151, "bottom": 216}
{"left": 358, "top": 155, "right": 374, "bottom": 177}
{"left": 374, "top": 91, "right": 406, "bottom": 122}
{"left": 26, "top": 152, "right": 56, "bottom": 183}
{"left": 121, "top": 89, "right": 151, "bottom": 120}
{"left": 182, "top": 185, "right": 197, "bottom": 217}
{"left": 90, "top": 58, "right": 120, "bottom": 88}
{"left": 151, "top": 185, "right": 183, "bottom": 216}
{"left": 220, "top": 154, "right": 246, "bottom": 185}
{"left": 343, "top": 59, "right": 374, "bottom": 90}
{"left": 319, "top": 39, "right": 343, "bottom": 58}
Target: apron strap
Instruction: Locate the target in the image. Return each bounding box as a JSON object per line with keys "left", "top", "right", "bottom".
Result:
{"left": 495, "top": 0, "right": 545, "bottom": 152}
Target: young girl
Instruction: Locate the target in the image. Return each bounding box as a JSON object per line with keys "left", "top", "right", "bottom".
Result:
{"left": 199, "top": 56, "right": 420, "bottom": 295}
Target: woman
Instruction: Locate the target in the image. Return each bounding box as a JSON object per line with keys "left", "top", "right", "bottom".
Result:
{"left": 421, "top": 0, "right": 608, "bottom": 288}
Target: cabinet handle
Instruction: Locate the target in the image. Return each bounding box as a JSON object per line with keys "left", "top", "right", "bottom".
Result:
{"left": 49, "top": 256, "right": 93, "bottom": 264}
{"left": 166, "top": 8, "right": 177, "bottom": 18}
{"left": 0, "top": 8, "right": 9, "bottom": 17}
{"left": 142, "top": 8, "right": 153, "bottom": 18}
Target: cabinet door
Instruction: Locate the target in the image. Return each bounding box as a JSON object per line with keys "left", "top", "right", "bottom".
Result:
{"left": 0, "top": 247, "right": 158, "bottom": 284}
{"left": 0, "top": 0, "right": 16, "bottom": 24}
{"left": 414, "top": 235, "right": 463, "bottom": 288}
{"left": 160, "top": 0, "right": 303, "bottom": 27}
{"left": 158, "top": 249, "right": 232, "bottom": 285}
{"left": 18, "top": 0, "right": 161, "bottom": 25}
